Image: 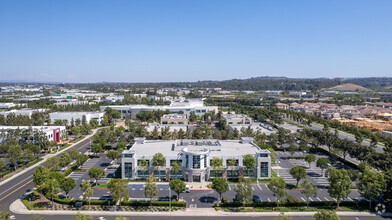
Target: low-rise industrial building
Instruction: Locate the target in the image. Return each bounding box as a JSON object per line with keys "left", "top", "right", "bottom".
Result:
{"left": 101, "top": 98, "right": 218, "bottom": 119}
{"left": 161, "top": 114, "right": 188, "bottom": 125}
{"left": 49, "top": 112, "right": 104, "bottom": 125}
{"left": 0, "top": 108, "right": 47, "bottom": 117}
{"left": 121, "top": 137, "right": 271, "bottom": 182}
{"left": 221, "top": 114, "right": 253, "bottom": 125}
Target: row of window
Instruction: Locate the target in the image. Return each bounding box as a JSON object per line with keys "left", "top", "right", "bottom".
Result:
{"left": 126, "top": 162, "right": 269, "bottom": 179}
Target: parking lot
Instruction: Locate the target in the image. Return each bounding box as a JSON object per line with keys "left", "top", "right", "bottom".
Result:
{"left": 63, "top": 150, "right": 376, "bottom": 209}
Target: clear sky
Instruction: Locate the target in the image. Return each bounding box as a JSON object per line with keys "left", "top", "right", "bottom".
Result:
{"left": 0, "top": 0, "right": 391, "bottom": 83}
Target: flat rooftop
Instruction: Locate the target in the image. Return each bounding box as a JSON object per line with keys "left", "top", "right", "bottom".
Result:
{"left": 123, "top": 138, "right": 269, "bottom": 157}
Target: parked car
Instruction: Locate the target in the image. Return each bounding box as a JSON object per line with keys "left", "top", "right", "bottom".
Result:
{"left": 253, "top": 195, "right": 261, "bottom": 203}
{"left": 185, "top": 185, "right": 190, "bottom": 193}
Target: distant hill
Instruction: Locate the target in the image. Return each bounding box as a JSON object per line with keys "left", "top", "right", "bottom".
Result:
{"left": 322, "top": 83, "right": 372, "bottom": 91}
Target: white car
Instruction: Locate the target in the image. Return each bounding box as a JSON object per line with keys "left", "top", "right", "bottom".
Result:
{"left": 185, "top": 185, "right": 190, "bottom": 193}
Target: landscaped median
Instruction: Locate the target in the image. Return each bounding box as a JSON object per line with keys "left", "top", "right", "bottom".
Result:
{"left": 21, "top": 190, "right": 186, "bottom": 212}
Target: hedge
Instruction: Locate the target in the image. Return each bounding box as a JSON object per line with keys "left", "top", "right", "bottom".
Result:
{"left": 52, "top": 197, "right": 185, "bottom": 207}
{"left": 121, "top": 201, "right": 186, "bottom": 208}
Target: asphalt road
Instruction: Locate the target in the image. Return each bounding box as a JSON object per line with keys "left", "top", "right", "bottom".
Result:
{"left": 0, "top": 136, "right": 94, "bottom": 217}
{"left": 283, "top": 118, "right": 385, "bottom": 153}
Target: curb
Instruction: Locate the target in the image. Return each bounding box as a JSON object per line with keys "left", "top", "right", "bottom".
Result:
{"left": 11, "top": 199, "right": 392, "bottom": 217}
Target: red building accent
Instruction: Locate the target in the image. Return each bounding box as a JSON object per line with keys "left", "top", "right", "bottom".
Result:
{"left": 53, "top": 128, "right": 61, "bottom": 142}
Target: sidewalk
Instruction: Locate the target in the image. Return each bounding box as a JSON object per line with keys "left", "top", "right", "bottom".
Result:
{"left": 0, "top": 129, "right": 98, "bottom": 187}
{"left": 10, "top": 199, "right": 392, "bottom": 217}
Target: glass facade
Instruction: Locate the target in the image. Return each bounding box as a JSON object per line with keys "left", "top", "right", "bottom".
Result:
{"left": 260, "top": 162, "right": 269, "bottom": 177}
{"left": 186, "top": 155, "right": 189, "bottom": 168}
{"left": 124, "top": 162, "right": 132, "bottom": 178}
{"left": 209, "top": 170, "right": 222, "bottom": 178}
{"left": 170, "top": 170, "right": 183, "bottom": 179}
{"left": 193, "top": 155, "right": 200, "bottom": 169}
{"left": 227, "top": 170, "right": 239, "bottom": 177}
{"left": 243, "top": 168, "right": 256, "bottom": 178}
{"left": 137, "top": 170, "right": 149, "bottom": 178}
{"left": 204, "top": 155, "right": 207, "bottom": 168}
{"left": 153, "top": 170, "right": 166, "bottom": 178}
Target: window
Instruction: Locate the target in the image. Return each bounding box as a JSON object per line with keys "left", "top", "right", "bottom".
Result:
{"left": 227, "top": 170, "right": 239, "bottom": 177}
{"left": 123, "top": 154, "right": 133, "bottom": 158}
{"left": 137, "top": 170, "right": 149, "bottom": 178}
{"left": 202, "top": 110, "right": 206, "bottom": 113}
{"left": 209, "top": 170, "right": 222, "bottom": 178}
{"left": 226, "top": 159, "right": 239, "bottom": 167}
{"left": 204, "top": 155, "right": 207, "bottom": 168}
{"left": 185, "top": 155, "right": 189, "bottom": 168}
{"left": 178, "top": 122, "right": 184, "bottom": 124}
{"left": 193, "top": 155, "right": 200, "bottom": 169}
{"left": 162, "top": 121, "right": 168, "bottom": 124}
{"left": 154, "top": 170, "right": 166, "bottom": 178}
{"left": 124, "top": 163, "right": 132, "bottom": 178}
{"left": 259, "top": 154, "right": 268, "bottom": 157}
{"left": 260, "top": 162, "right": 269, "bottom": 178}
{"left": 170, "top": 170, "right": 183, "bottom": 179}
{"left": 243, "top": 169, "right": 256, "bottom": 178}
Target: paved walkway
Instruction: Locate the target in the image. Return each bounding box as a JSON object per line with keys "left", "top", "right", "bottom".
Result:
{"left": 10, "top": 199, "right": 392, "bottom": 217}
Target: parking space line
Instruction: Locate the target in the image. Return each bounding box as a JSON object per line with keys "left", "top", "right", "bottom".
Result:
{"left": 267, "top": 198, "right": 271, "bottom": 202}
{"left": 333, "top": 198, "right": 337, "bottom": 201}
{"left": 348, "top": 197, "right": 353, "bottom": 201}
{"left": 252, "top": 187, "right": 254, "bottom": 190}
{"left": 317, "top": 197, "right": 321, "bottom": 201}
{"left": 258, "top": 184, "right": 262, "bottom": 191}
{"left": 324, "top": 197, "right": 329, "bottom": 201}
{"left": 301, "top": 197, "right": 305, "bottom": 201}
{"left": 309, "top": 198, "right": 313, "bottom": 201}
{"left": 228, "top": 185, "right": 231, "bottom": 190}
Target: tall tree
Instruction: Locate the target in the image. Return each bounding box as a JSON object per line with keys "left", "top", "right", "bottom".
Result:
{"left": 314, "top": 210, "right": 340, "bottom": 220}
{"left": 268, "top": 177, "right": 287, "bottom": 209}
{"left": 235, "top": 177, "right": 253, "bottom": 207}
{"left": 316, "top": 158, "right": 330, "bottom": 177}
{"left": 242, "top": 154, "right": 256, "bottom": 177}
{"left": 152, "top": 153, "right": 166, "bottom": 181}
{"left": 61, "top": 177, "right": 76, "bottom": 198}
{"left": 357, "top": 167, "right": 386, "bottom": 210}
{"left": 305, "top": 154, "right": 316, "bottom": 168}
{"left": 289, "top": 166, "right": 307, "bottom": 187}
{"left": 169, "top": 179, "right": 186, "bottom": 201}
{"left": 88, "top": 168, "right": 105, "bottom": 186}
{"left": 301, "top": 180, "right": 318, "bottom": 208}
{"left": 144, "top": 176, "right": 158, "bottom": 205}
{"left": 210, "top": 157, "right": 223, "bottom": 178}
{"left": 327, "top": 169, "right": 351, "bottom": 208}
{"left": 108, "top": 179, "right": 129, "bottom": 206}
{"left": 211, "top": 177, "right": 229, "bottom": 201}
{"left": 81, "top": 180, "right": 94, "bottom": 210}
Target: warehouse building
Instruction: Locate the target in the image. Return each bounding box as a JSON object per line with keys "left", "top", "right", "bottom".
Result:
{"left": 49, "top": 112, "right": 104, "bottom": 125}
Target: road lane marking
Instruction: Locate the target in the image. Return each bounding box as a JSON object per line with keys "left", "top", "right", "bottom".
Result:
{"left": 0, "top": 175, "right": 33, "bottom": 196}
{"left": 0, "top": 179, "right": 33, "bottom": 201}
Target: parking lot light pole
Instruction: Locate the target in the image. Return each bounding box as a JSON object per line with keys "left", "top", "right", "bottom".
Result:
{"left": 169, "top": 187, "right": 171, "bottom": 213}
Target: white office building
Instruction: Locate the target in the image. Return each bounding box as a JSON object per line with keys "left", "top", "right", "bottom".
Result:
{"left": 49, "top": 112, "right": 104, "bottom": 125}
{"left": 0, "top": 108, "right": 47, "bottom": 118}
{"left": 0, "top": 126, "right": 66, "bottom": 142}
{"left": 100, "top": 98, "right": 218, "bottom": 119}
{"left": 221, "top": 114, "right": 253, "bottom": 125}
{"left": 0, "top": 103, "right": 16, "bottom": 109}
{"left": 121, "top": 137, "right": 271, "bottom": 182}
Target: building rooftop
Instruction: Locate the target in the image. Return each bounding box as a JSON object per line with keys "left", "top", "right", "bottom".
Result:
{"left": 123, "top": 138, "right": 269, "bottom": 157}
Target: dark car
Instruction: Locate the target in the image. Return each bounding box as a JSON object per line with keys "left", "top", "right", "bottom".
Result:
{"left": 253, "top": 195, "right": 261, "bottom": 203}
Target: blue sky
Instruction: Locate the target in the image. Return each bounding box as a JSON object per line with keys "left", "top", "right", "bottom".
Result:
{"left": 0, "top": 0, "right": 391, "bottom": 83}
